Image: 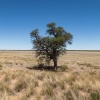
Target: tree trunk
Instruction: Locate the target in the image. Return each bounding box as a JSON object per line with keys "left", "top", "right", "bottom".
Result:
{"left": 53, "top": 58, "right": 58, "bottom": 71}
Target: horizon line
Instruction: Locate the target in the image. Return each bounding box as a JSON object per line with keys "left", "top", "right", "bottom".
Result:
{"left": 0, "top": 49, "right": 100, "bottom": 51}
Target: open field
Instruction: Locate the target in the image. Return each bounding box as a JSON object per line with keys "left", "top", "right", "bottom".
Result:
{"left": 0, "top": 50, "right": 100, "bottom": 100}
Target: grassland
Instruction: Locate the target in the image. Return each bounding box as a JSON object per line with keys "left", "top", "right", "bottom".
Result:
{"left": 0, "top": 50, "right": 100, "bottom": 100}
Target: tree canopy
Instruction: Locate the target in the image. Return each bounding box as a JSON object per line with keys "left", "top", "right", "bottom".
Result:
{"left": 30, "top": 22, "right": 73, "bottom": 70}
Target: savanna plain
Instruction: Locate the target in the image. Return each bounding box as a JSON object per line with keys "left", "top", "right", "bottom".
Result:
{"left": 0, "top": 50, "right": 100, "bottom": 100}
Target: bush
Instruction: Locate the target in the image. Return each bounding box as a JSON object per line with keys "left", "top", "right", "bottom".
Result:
{"left": 14, "top": 78, "right": 28, "bottom": 92}
{"left": 90, "top": 92, "right": 100, "bottom": 100}
{"left": 59, "top": 65, "right": 68, "bottom": 71}
{"left": 41, "top": 83, "right": 53, "bottom": 96}
{"left": 0, "top": 65, "right": 2, "bottom": 70}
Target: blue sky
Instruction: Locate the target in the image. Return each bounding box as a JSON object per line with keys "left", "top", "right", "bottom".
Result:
{"left": 0, "top": 0, "right": 100, "bottom": 50}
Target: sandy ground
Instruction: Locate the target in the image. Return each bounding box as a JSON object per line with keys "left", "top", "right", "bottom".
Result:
{"left": 0, "top": 50, "right": 100, "bottom": 73}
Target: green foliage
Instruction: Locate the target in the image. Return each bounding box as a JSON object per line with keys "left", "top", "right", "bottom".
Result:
{"left": 90, "top": 92, "right": 100, "bottom": 100}
{"left": 41, "top": 84, "right": 54, "bottom": 96}
{"left": 15, "top": 78, "right": 28, "bottom": 92}
{"left": 0, "top": 65, "right": 2, "bottom": 70}
{"left": 59, "top": 65, "right": 68, "bottom": 71}
{"left": 30, "top": 22, "right": 73, "bottom": 70}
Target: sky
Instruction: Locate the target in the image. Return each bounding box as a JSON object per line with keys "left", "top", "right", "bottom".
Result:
{"left": 0, "top": 0, "right": 100, "bottom": 50}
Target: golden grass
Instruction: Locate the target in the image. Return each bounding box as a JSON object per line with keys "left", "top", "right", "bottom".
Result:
{"left": 0, "top": 51, "right": 100, "bottom": 100}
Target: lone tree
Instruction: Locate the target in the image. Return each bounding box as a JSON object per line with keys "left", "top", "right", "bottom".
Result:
{"left": 30, "top": 22, "right": 73, "bottom": 70}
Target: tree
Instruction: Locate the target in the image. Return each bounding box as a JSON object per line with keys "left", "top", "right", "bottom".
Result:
{"left": 30, "top": 22, "right": 73, "bottom": 71}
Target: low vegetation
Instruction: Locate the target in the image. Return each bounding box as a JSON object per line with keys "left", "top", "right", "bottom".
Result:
{"left": 0, "top": 51, "right": 100, "bottom": 100}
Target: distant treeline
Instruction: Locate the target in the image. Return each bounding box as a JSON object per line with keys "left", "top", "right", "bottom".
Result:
{"left": 67, "top": 50, "right": 100, "bottom": 52}
{"left": 0, "top": 50, "right": 100, "bottom": 52}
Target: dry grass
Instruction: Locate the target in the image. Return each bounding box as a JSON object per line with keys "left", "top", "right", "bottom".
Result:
{"left": 0, "top": 50, "right": 100, "bottom": 100}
